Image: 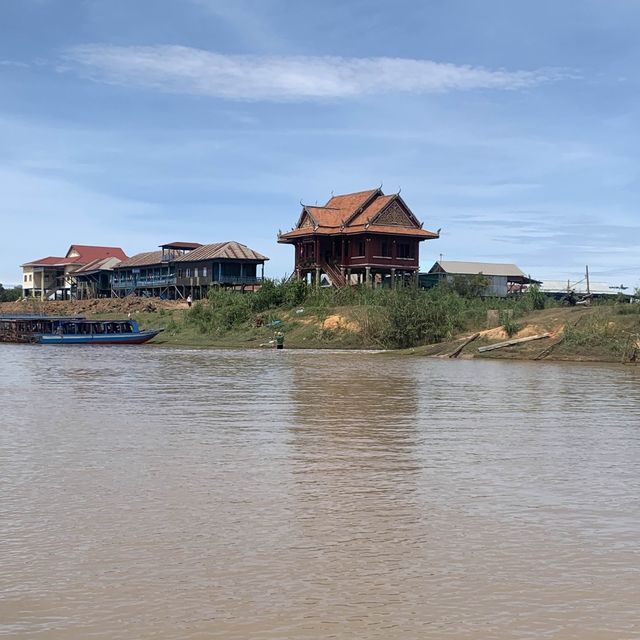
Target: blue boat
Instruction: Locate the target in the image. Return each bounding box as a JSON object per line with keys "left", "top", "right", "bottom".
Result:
{"left": 0, "top": 314, "right": 163, "bottom": 345}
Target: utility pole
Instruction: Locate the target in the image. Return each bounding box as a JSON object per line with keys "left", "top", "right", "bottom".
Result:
{"left": 586, "top": 265, "right": 590, "bottom": 295}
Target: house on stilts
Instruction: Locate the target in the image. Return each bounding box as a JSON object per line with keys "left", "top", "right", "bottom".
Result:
{"left": 111, "top": 241, "right": 268, "bottom": 299}
{"left": 21, "top": 245, "right": 128, "bottom": 300}
{"left": 278, "top": 188, "right": 439, "bottom": 287}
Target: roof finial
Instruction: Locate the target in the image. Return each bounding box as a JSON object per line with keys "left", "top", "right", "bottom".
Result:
{"left": 299, "top": 199, "right": 305, "bottom": 207}
{"left": 331, "top": 189, "right": 334, "bottom": 197}
{"left": 397, "top": 186, "right": 401, "bottom": 195}
{"left": 378, "top": 181, "right": 383, "bottom": 191}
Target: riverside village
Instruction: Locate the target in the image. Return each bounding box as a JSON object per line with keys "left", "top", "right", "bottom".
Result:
{"left": 1, "top": 187, "right": 638, "bottom": 360}
{"left": 4, "top": 3, "right": 640, "bottom": 638}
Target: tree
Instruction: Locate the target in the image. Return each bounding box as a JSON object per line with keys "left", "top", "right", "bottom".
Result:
{"left": 0, "top": 283, "right": 22, "bottom": 302}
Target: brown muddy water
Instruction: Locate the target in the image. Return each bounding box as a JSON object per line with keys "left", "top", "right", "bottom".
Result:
{"left": 1, "top": 345, "right": 639, "bottom": 639}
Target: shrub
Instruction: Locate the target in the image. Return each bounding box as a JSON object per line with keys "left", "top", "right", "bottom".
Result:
{"left": 520, "top": 284, "right": 546, "bottom": 311}
{"left": 500, "top": 312, "right": 522, "bottom": 337}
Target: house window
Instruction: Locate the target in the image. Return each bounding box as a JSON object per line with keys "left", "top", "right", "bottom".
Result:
{"left": 398, "top": 243, "right": 413, "bottom": 259}
{"left": 194, "top": 267, "right": 199, "bottom": 278}
{"left": 353, "top": 241, "right": 365, "bottom": 257}
{"left": 381, "top": 241, "right": 391, "bottom": 257}
{"left": 177, "top": 269, "right": 183, "bottom": 278}
{"left": 202, "top": 267, "right": 208, "bottom": 277}
{"left": 186, "top": 268, "right": 192, "bottom": 277}
{"left": 24, "top": 274, "right": 27, "bottom": 282}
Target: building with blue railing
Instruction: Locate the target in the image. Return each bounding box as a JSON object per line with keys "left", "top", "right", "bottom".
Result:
{"left": 112, "top": 241, "right": 268, "bottom": 299}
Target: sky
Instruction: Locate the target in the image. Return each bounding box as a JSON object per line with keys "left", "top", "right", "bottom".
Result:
{"left": 0, "top": 0, "right": 638, "bottom": 289}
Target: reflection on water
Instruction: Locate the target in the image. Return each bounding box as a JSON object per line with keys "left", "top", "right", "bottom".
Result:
{"left": 1, "top": 345, "right": 639, "bottom": 639}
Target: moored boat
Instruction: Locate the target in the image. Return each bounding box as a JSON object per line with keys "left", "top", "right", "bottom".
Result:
{"left": 0, "top": 314, "right": 163, "bottom": 345}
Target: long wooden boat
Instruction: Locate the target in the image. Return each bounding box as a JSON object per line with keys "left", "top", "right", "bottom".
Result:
{"left": 0, "top": 314, "right": 163, "bottom": 345}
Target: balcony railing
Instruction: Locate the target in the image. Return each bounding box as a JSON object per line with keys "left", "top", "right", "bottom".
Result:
{"left": 112, "top": 275, "right": 176, "bottom": 288}
{"left": 216, "top": 275, "right": 262, "bottom": 285}
{"left": 112, "top": 275, "right": 262, "bottom": 288}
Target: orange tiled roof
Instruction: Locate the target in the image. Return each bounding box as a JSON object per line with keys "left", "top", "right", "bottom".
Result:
{"left": 279, "top": 188, "right": 438, "bottom": 242}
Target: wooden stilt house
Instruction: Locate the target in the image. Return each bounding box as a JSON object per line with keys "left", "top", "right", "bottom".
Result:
{"left": 278, "top": 188, "right": 439, "bottom": 287}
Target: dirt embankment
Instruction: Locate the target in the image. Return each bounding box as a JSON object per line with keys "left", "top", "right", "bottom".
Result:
{"left": 0, "top": 296, "right": 188, "bottom": 316}
{"left": 409, "top": 306, "right": 640, "bottom": 363}
{"left": 2, "top": 298, "right": 638, "bottom": 362}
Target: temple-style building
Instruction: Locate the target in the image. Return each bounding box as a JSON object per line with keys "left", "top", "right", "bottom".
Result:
{"left": 278, "top": 188, "right": 439, "bottom": 286}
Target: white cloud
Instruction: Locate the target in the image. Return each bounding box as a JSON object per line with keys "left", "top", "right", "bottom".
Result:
{"left": 62, "top": 45, "right": 564, "bottom": 102}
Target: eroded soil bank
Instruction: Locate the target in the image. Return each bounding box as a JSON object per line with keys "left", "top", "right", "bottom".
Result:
{"left": 1, "top": 298, "right": 638, "bottom": 362}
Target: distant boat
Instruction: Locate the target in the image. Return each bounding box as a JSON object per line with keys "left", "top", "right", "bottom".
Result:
{"left": 0, "top": 314, "right": 163, "bottom": 345}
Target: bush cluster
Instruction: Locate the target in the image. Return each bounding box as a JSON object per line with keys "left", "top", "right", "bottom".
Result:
{"left": 183, "top": 278, "right": 553, "bottom": 348}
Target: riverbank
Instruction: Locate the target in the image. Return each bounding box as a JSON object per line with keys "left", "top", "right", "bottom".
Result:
{"left": 1, "top": 294, "right": 638, "bottom": 362}
{"left": 403, "top": 305, "right": 640, "bottom": 363}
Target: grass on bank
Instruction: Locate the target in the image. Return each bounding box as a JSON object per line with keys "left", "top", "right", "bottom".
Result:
{"left": 145, "top": 278, "right": 558, "bottom": 350}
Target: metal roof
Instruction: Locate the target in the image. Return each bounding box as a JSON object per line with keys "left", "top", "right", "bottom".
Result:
{"left": 159, "top": 242, "right": 202, "bottom": 250}
{"left": 173, "top": 241, "right": 268, "bottom": 262}
{"left": 431, "top": 261, "right": 527, "bottom": 278}
{"left": 70, "top": 256, "right": 123, "bottom": 275}
{"left": 116, "top": 251, "right": 164, "bottom": 268}
{"left": 540, "top": 280, "right": 630, "bottom": 296}
{"left": 116, "top": 242, "right": 268, "bottom": 268}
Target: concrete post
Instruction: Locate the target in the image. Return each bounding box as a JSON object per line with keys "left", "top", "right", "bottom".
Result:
{"left": 391, "top": 268, "right": 396, "bottom": 289}
{"left": 365, "top": 267, "right": 371, "bottom": 287}
{"left": 315, "top": 267, "right": 321, "bottom": 288}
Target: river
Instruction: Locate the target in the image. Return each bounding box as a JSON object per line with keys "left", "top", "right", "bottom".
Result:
{"left": 1, "top": 345, "right": 639, "bottom": 639}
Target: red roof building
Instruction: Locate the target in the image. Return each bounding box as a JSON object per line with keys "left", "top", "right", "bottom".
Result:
{"left": 22, "top": 245, "right": 128, "bottom": 299}
{"left": 278, "top": 188, "right": 439, "bottom": 286}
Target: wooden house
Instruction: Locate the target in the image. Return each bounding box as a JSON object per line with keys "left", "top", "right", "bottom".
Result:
{"left": 111, "top": 241, "right": 268, "bottom": 299}
{"left": 428, "top": 261, "right": 538, "bottom": 297}
{"left": 21, "top": 245, "right": 127, "bottom": 300}
{"left": 277, "top": 188, "right": 439, "bottom": 286}
{"left": 69, "top": 256, "right": 125, "bottom": 299}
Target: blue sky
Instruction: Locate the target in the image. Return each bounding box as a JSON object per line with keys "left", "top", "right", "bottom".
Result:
{"left": 1, "top": 0, "right": 638, "bottom": 288}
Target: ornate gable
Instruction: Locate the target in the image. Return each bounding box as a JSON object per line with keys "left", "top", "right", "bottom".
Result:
{"left": 299, "top": 211, "right": 315, "bottom": 228}
{"left": 371, "top": 201, "right": 417, "bottom": 228}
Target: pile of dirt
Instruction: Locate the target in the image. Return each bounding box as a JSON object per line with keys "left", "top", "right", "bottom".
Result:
{"left": 322, "top": 314, "right": 360, "bottom": 333}
{"left": 0, "top": 296, "right": 186, "bottom": 316}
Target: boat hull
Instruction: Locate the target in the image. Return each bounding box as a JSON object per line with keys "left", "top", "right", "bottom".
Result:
{"left": 37, "top": 330, "right": 162, "bottom": 345}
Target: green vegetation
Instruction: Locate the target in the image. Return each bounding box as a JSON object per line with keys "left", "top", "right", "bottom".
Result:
{"left": 167, "top": 279, "right": 556, "bottom": 350}
{"left": 560, "top": 308, "right": 640, "bottom": 360}
{"left": 500, "top": 311, "right": 522, "bottom": 338}
{"left": 0, "top": 284, "right": 21, "bottom": 303}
